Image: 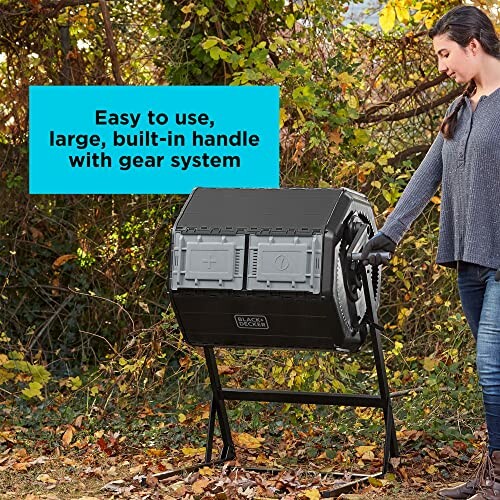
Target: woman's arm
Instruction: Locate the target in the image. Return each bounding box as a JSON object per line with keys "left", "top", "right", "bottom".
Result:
{"left": 380, "top": 131, "right": 445, "bottom": 244}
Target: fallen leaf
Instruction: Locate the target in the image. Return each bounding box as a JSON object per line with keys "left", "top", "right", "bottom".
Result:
{"left": 302, "top": 488, "right": 321, "bottom": 499}
{"left": 233, "top": 432, "right": 265, "bottom": 449}
{"left": 36, "top": 473, "right": 57, "bottom": 484}
{"left": 12, "top": 462, "right": 29, "bottom": 471}
{"left": 73, "top": 415, "right": 84, "bottom": 428}
{"left": 146, "top": 448, "right": 166, "bottom": 457}
{"left": 62, "top": 426, "right": 74, "bottom": 447}
{"left": 130, "top": 465, "right": 143, "bottom": 475}
{"left": 192, "top": 478, "right": 210, "bottom": 494}
{"left": 61, "top": 457, "right": 77, "bottom": 466}
{"left": 146, "top": 474, "right": 159, "bottom": 488}
{"left": 217, "top": 364, "right": 236, "bottom": 375}
{"left": 355, "top": 445, "right": 376, "bottom": 457}
{"left": 423, "top": 356, "right": 440, "bottom": 371}
{"left": 368, "top": 476, "right": 383, "bottom": 487}
{"left": 181, "top": 447, "right": 205, "bottom": 457}
{"left": 29, "top": 226, "right": 44, "bottom": 241}
{"left": 426, "top": 464, "right": 438, "bottom": 474}
{"left": 199, "top": 466, "right": 214, "bottom": 476}
{"left": 329, "top": 128, "right": 343, "bottom": 145}
{"left": 29, "top": 456, "right": 49, "bottom": 465}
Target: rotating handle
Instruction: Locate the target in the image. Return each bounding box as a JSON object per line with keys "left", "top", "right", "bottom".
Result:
{"left": 351, "top": 252, "right": 392, "bottom": 263}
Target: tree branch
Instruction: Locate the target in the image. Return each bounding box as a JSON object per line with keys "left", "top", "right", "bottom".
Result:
{"left": 388, "top": 144, "right": 430, "bottom": 166}
{"left": 98, "top": 0, "right": 124, "bottom": 85}
{"left": 356, "top": 87, "right": 463, "bottom": 124}
{"left": 362, "top": 74, "right": 449, "bottom": 118}
{"left": 41, "top": 0, "right": 95, "bottom": 9}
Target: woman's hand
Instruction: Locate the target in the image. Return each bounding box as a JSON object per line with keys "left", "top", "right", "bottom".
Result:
{"left": 360, "top": 232, "right": 397, "bottom": 265}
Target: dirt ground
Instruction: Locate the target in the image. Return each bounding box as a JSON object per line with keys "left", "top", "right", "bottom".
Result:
{"left": 0, "top": 449, "right": 475, "bottom": 499}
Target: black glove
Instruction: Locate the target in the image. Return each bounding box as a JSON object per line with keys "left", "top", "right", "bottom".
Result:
{"left": 496, "top": 268, "right": 500, "bottom": 282}
{"left": 360, "top": 232, "right": 396, "bottom": 265}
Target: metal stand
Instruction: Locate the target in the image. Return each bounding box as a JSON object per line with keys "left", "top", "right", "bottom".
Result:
{"left": 200, "top": 324, "right": 398, "bottom": 474}
{"left": 154, "top": 329, "right": 398, "bottom": 497}
{"left": 156, "top": 266, "right": 399, "bottom": 496}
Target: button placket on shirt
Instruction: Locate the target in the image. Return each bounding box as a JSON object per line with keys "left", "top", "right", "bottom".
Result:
{"left": 456, "top": 102, "right": 476, "bottom": 258}
{"left": 459, "top": 103, "right": 474, "bottom": 167}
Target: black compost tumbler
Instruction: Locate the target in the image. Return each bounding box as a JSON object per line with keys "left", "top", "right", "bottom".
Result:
{"left": 169, "top": 187, "right": 382, "bottom": 352}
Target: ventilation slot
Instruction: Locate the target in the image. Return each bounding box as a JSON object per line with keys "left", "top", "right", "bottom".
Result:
{"left": 250, "top": 250, "right": 258, "bottom": 275}
{"left": 234, "top": 252, "right": 241, "bottom": 275}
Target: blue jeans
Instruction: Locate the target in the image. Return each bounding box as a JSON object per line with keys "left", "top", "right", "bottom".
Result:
{"left": 457, "top": 261, "right": 500, "bottom": 453}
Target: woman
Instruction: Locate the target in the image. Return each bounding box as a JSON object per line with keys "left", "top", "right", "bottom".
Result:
{"left": 360, "top": 5, "right": 500, "bottom": 499}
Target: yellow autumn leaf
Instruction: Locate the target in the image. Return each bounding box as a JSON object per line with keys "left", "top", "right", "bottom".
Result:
{"left": 146, "top": 448, "right": 166, "bottom": 457}
{"left": 337, "top": 71, "right": 357, "bottom": 85}
{"left": 69, "top": 376, "right": 82, "bottom": 390}
{"left": 355, "top": 445, "right": 376, "bottom": 457}
{"left": 413, "top": 10, "right": 427, "bottom": 23}
{"left": 380, "top": 3, "right": 396, "bottom": 33}
{"left": 368, "top": 476, "right": 384, "bottom": 487}
{"left": 180, "top": 2, "right": 194, "bottom": 13}
{"left": 394, "top": 1, "right": 410, "bottom": 23}
{"left": 199, "top": 466, "right": 214, "bottom": 476}
{"left": 22, "top": 381, "right": 43, "bottom": 399}
{"left": 425, "top": 15, "right": 435, "bottom": 29}
{"left": 302, "top": 488, "right": 321, "bottom": 500}
{"left": 423, "top": 356, "right": 440, "bottom": 372}
{"left": 181, "top": 446, "right": 205, "bottom": 456}
{"left": 280, "top": 108, "right": 288, "bottom": 128}
{"left": 233, "top": 432, "right": 265, "bottom": 449}
{"left": 347, "top": 94, "right": 359, "bottom": 110}
{"left": 36, "top": 473, "right": 57, "bottom": 484}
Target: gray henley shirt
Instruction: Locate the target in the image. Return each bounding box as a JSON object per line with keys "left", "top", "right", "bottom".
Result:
{"left": 380, "top": 87, "right": 500, "bottom": 270}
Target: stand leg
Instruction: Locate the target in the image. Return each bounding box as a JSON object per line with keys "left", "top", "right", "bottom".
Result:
{"left": 205, "top": 396, "right": 216, "bottom": 463}
{"left": 370, "top": 327, "right": 399, "bottom": 473}
{"left": 204, "top": 347, "right": 236, "bottom": 461}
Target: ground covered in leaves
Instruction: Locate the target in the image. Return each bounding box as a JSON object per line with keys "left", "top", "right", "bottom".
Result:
{"left": 0, "top": 394, "right": 487, "bottom": 499}
{"left": 0, "top": 337, "right": 487, "bottom": 498}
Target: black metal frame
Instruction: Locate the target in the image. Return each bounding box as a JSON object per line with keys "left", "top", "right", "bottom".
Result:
{"left": 201, "top": 322, "right": 398, "bottom": 472}
{"left": 156, "top": 266, "right": 398, "bottom": 496}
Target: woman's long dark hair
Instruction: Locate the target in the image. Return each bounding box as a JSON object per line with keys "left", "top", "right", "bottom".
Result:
{"left": 428, "top": 6, "right": 500, "bottom": 139}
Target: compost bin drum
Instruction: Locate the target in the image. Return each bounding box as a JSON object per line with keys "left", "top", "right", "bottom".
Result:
{"left": 169, "top": 188, "right": 381, "bottom": 352}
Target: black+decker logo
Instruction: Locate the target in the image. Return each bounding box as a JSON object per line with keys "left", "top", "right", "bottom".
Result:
{"left": 234, "top": 315, "right": 269, "bottom": 330}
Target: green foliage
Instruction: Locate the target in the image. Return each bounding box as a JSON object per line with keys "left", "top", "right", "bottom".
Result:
{"left": 0, "top": 349, "right": 51, "bottom": 400}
